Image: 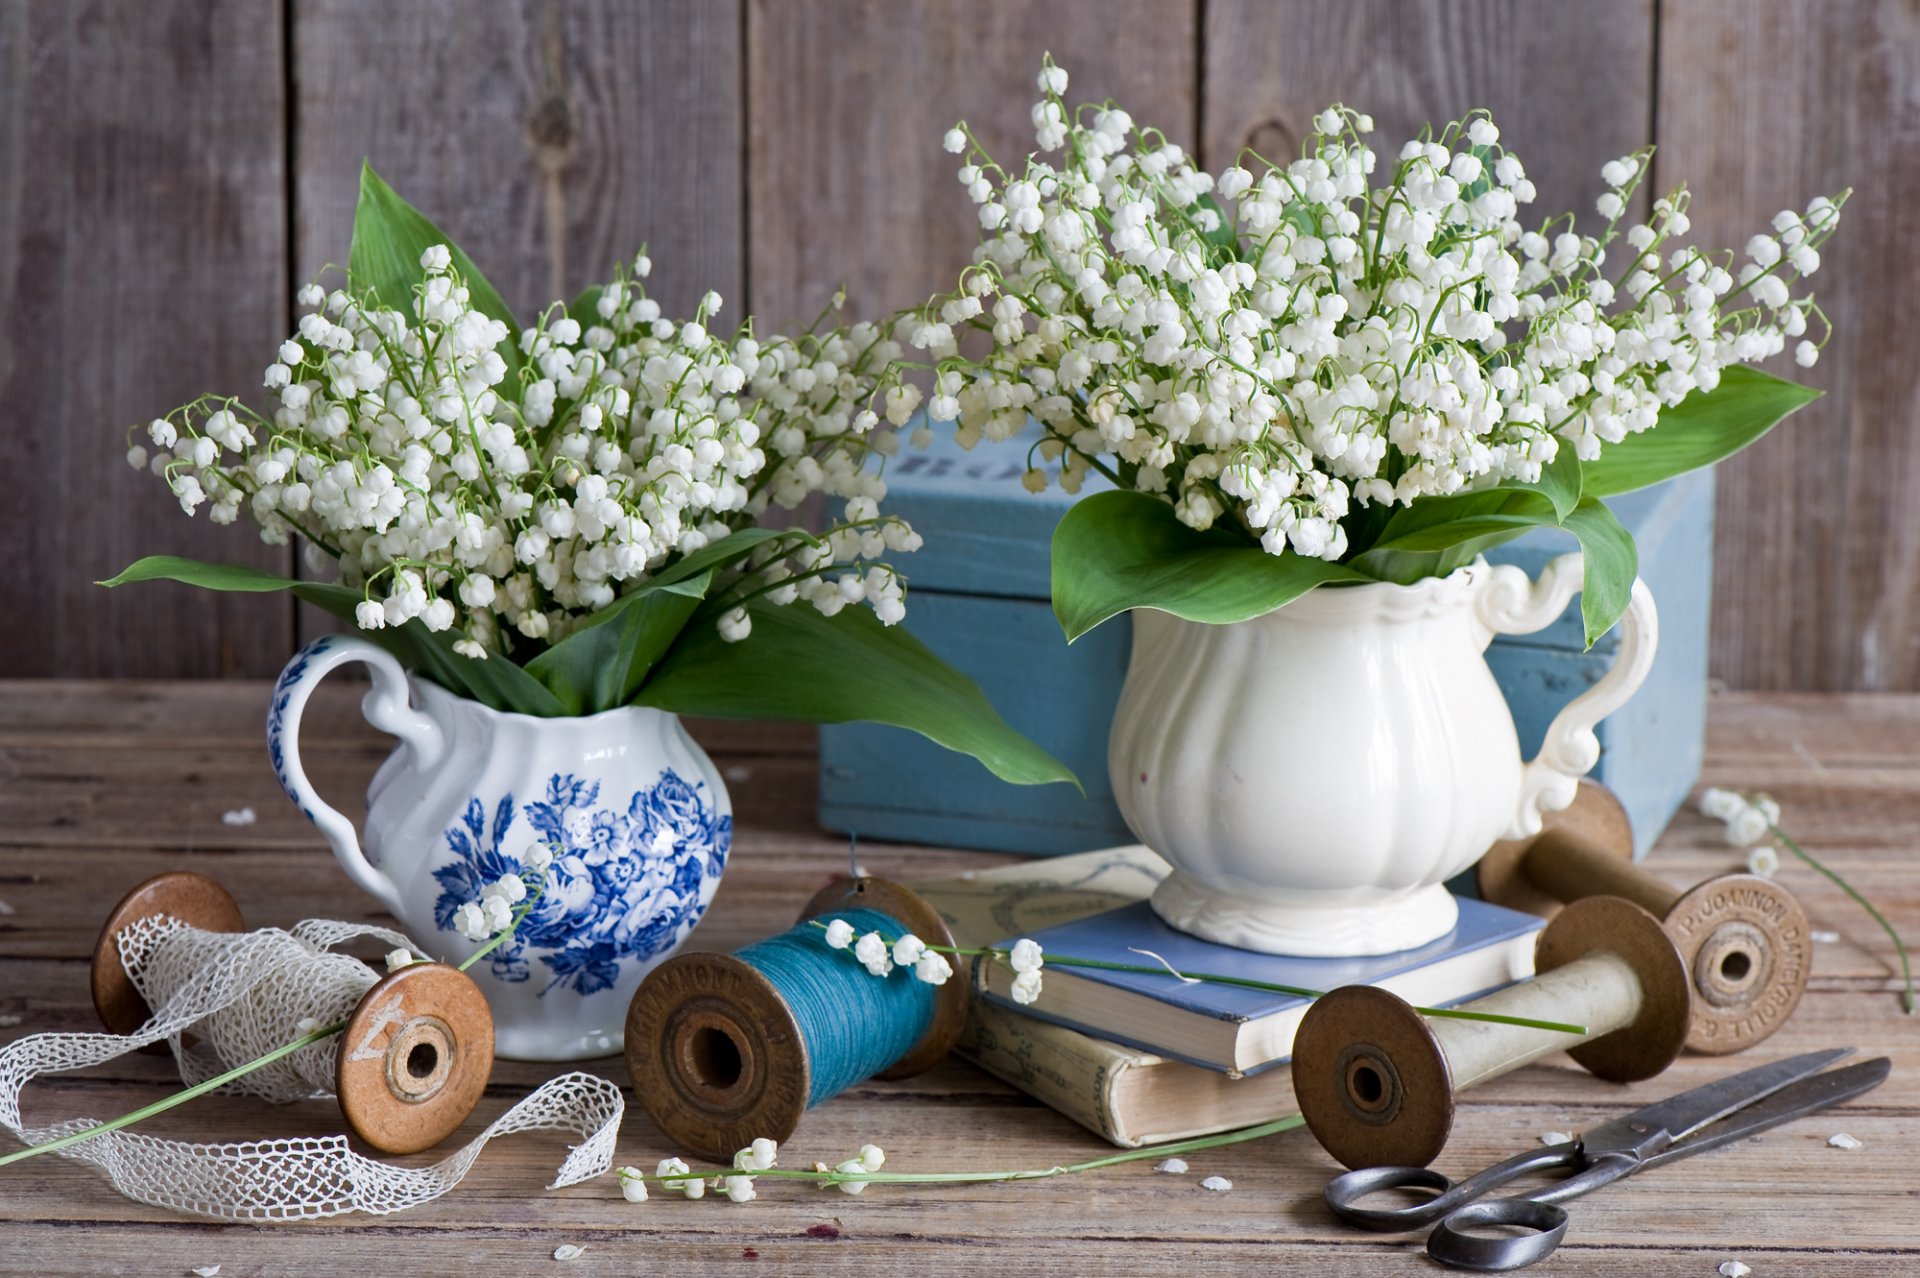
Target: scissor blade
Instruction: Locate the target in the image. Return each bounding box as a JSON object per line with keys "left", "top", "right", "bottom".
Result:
{"left": 1603, "top": 1047, "right": 1855, "bottom": 1152}
{"left": 1641, "top": 1057, "right": 1890, "bottom": 1170}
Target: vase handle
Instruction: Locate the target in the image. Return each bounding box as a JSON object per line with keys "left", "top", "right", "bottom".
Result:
{"left": 1473, "top": 552, "right": 1660, "bottom": 840}
{"left": 268, "top": 634, "right": 445, "bottom": 916}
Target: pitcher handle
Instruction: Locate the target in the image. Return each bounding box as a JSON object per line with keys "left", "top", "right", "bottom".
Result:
{"left": 268, "top": 634, "right": 445, "bottom": 915}
{"left": 1473, "top": 552, "right": 1659, "bottom": 839}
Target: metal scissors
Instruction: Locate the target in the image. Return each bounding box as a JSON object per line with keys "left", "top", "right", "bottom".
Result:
{"left": 1325, "top": 1047, "right": 1890, "bottom": 1271}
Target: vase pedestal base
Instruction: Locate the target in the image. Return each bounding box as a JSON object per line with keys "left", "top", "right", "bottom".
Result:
{"left": 1148, "top": 872, "right": 1461, "bottom": 957}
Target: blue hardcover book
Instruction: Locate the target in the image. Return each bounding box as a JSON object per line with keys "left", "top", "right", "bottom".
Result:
{"left": 976, "top": 898, "right": 1544, "bottom": 1076}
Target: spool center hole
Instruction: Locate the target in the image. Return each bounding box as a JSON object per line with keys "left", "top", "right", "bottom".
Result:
{"left": 1350, "top": 1064, "right": 1385, "bottom": 1106}
{"left": 406, "top": 1042, "right": 439, "bottom": 1080}
{"left": 688, "top": 1024, "right": 745, "bottom": 1089}
{"left": 1719, "top": 950, "right": 1753, "bottom": 982}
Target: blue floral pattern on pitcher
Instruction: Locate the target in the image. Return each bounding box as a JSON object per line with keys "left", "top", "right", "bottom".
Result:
{"left": 430, "top": 770, "right": 731, "bottom": 996}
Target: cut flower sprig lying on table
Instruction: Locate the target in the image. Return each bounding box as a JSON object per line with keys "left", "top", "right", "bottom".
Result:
{"left": 612, "top": 1118, "right": 1305, "bottom": 1204}
{"left": 1699, "top": 787, "right": 1914, "bottom": 1014}
{"left": 805, "top": 916, "right": 1587, "bottom": 1034}
{"left": 100, "top": 164, "right": 1073, "bottom": 790}
{"left": 0, "top": 862, "right": 549, "bottom": 1169}
{"left": 910, "top": 57, "right": 1845, "bottom": 648}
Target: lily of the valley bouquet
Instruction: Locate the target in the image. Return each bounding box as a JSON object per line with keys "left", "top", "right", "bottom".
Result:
{"left": 913, "top": 60, "right": 1843, "bottom": 645}
{"left": 107, "top": 167, "right": 1069, "bottom": 787}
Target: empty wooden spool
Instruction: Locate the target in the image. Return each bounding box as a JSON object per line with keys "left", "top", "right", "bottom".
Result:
{"left": 91, "top": 871, "right": 494, "bottom": 1155}
{"left": 625, "top": 876, "right": 969, "bottom": 1161}
{"left": 1478, "top": 780, "right": 1811, "bottom": 1053}
{"left": 1292, "top": 895, "right": 1692, "bottom": 1170}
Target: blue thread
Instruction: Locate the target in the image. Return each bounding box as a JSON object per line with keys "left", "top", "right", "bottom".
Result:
{"left": 735, "top": 908, "right": 934, "bottom": 1109}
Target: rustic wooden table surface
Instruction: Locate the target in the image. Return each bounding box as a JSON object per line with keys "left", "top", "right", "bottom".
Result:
{"left": 1, "top": 682, "right": 1914, "bottom": 1275}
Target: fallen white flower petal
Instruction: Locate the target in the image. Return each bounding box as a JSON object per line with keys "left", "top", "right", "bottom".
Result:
{"left": 1539, "top": 1131, "right": 1573, "bottom": 1145}
{"left": 0, "top": 1015, "right": 20, "bottom": 1028}
{"left": 1127, "top": 947, "right": 1201, "bottom": 984}
{"left": 553, "top": 1244, "right": 585, "bottom": 1261}
{"left": 1829, "top": 1132, "right": 1863, "bottom": 1150}
{"left": 1155, "top": 1158, "right": 1189, "bottom": 1174}
{"left": 1199, "top": 1175, "right": 1233, "bottom": 1192}
{"left": 1812, "top": 930, "right": 1840, "bottom": 943}
{"left": 0, "top": 899, "right": 14, "bottom": 916}
{"left": 221, "top": 807, "right": 257, "bottom": 827}
{"left": 190, "top": 1267, "right": 221, "bottom": 1277}
{"left": 1718, "top": 1262, "right": 1751, "bottom": 1278}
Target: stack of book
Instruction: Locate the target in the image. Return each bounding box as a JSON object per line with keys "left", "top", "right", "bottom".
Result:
{"left": 916, "top": 847, "right": 1544, "bottom": 1148}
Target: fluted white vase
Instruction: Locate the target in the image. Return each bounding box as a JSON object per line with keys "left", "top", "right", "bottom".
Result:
{"left": 1108, "top": 553, "right": 1657, "bottom": 957}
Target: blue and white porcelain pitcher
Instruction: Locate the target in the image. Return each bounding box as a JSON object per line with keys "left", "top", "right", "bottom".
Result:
{"left": 269, "top": 634, "right": 731, "bottom": 1061}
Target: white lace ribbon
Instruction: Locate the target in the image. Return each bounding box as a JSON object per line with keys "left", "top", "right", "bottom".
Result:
{"left": 0, "top": 916, "right": 623, "bottom": 1220}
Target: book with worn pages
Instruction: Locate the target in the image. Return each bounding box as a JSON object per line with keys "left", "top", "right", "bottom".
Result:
{"left": 976, "top": 895, "right": 1542, "bottom": 1075}
{"left": 915, "top": 847, "right": 1541, "bottom": 1147}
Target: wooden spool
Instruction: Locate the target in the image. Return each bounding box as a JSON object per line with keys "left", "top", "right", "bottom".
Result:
{"left": 91, "top": 871, "right": 494, "bottom": 1156}
{"left": 624, "top": 876, "right": 969, "bottom": 1162}
{"left": 1291, "top": 895, "right": 1692, "bottom": 1170}
{"left": 1478, "top": 779, "right": 1811, "bottom": 1053}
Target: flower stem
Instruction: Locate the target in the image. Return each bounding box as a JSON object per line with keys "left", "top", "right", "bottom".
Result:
{"left": 634, "top": 1114, "right": 1306, "bottom": 1191}
{"left": 1770, "top": 823, "right": 1915, "bottom": 1015}
{"left": 0, "top": 881, "right": 546, "bottom": 1169}
{"left": 0, "top": 1019, "right": 344, "bottom": 1168}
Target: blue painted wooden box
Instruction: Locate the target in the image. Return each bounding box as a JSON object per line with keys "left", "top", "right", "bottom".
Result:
{"left": 820, "top": 428, "right": 1712, "bottom": 859}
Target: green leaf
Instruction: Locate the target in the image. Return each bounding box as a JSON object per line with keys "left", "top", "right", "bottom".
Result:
{"left": 1050, "top": 491, "right": 1367, "bottom": 642}
{"left": 524, "top": 572, "right": 711, "bottom": 715}
{"left": 1563, "top": 496, "right": 1639, "bottom": 647}
{"left": 1523, "top": 441, "right": 1583, "bottom": 522}
{"left": 1187, "top": 193, "right": 1239, "bottom": 262}
{"left": 1350, "top": 487, "right": 1558, "bottom": 584}
{"left": 650, "top": 526, "right": 794, "bottom": 590}
{"left": 100, "top": 555, "right": 567, "bottom": 716}
{"left": 349, "top": 161, "right": 523, "bottom": 390}
{"left": 639, "top": 600, "right": 1078, "bottom": 790}
{"left": 566, "top": 284, "right": 605, "bottom": 333}
{"left": 1580, "top": 365, "right": 1822, "bottom": 498}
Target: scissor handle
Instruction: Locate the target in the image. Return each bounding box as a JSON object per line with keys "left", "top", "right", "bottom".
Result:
{"left": 1428, "top": 1199, "right": 1571, "bottom": 1272}
{"left": 1326, "top": 1144, "right": 1582, "bottom": 1232}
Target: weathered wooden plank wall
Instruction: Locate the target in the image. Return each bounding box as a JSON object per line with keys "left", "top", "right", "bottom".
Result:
{"left": 0, "top": 0, "right": 1912, "bottom": 690}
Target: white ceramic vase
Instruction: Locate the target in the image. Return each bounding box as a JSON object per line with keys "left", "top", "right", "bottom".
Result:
{"left": 1109, "top": 552, "right": 1657, "bottom": 957}
{"left": 268, "top": 634, "right": 731, "bottom": 1061}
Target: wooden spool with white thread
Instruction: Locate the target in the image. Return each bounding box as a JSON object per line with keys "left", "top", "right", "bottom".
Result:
{"left": 1477, "top": 779, "right": 1811, "bottom": 1054}
{"left": 1291, "top": 895, "right": 1692, "bottom": 1170}
{"left": 624, "top": 876, "right": 969, "bottom": 1162}
{"left": 90, "top": 871, "right": 495, "bottom": 1155}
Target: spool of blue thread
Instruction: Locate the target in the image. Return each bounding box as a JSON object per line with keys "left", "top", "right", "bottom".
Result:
{"left": 625, "top": 877, "right": 968, "bottom": 1160}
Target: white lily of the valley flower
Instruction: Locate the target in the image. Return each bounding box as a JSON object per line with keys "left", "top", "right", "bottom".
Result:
{"left": 1746, "top": 845, "right": 1781, "bottom": 878}
{"left": 452, "top": 900, "right": 489, "bottom": 941}
{"left": 914, "top": 952, "right": 954, "bottom": 985}
{"left": 917, "top": 63, "right": 1843, "bottom": 569}
{"left": 858, "top": 1143, "right": 886, "bottom": 1171}
{"left": 722, "top": 1175, "right": 757, "bottom": 1203}
{"left": 734, "top": 1137, "right": 778, "bottom": 1172}
{"left": 1009, "top": 938, "right": 1045, "bottom": 973}
{"left": 618, "top": 1166, "right": 648, "bottom": 1202}
{"left": 139, "top": 247, "right": 921, "bottom": 657}
{"left": 853, "top": 931, "right": 893, "bottom": 976}
{"left": 823, "top": 918, "right": 855, "bottom": 949}
{"left": 892, "top": 933, "right": 928, "bottom": 967}
{"left": 835, "top": 1158, "right": 871, "bottom": 1193}
{"left": 658, "top": 1156, "right": 704, "bottom": 1198}
{"left": 383, "top": 948, "right": 415, "bottom": 973}
{"left": 1010, "top": 969, "right": 1043, "bottom": 1005}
